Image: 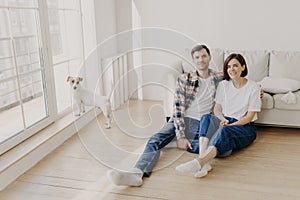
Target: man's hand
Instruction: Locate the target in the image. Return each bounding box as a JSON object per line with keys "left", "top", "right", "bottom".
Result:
{"left": 177, "top": 138, "right": 192, "bottom": 150}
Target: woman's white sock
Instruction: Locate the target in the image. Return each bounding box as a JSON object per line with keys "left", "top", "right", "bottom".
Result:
{"left": 176, "top": 159, "right": 201, "bottom": 173}
{"left": 194, "top": 163, "right": 212, "bottom": 178}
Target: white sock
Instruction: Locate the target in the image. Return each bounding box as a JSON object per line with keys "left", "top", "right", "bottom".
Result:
{"left": 176, "top": 159, "right": 201, "bottom": 173}
{"left": 194, "top": 163, "right": 212, "bottom": 178}
{"left": 107, "top": 168, "right": 143, "bottom": 187}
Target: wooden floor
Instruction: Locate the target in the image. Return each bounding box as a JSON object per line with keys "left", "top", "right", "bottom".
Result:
{"left": 1, "top": 100, "right": 300, "bottom": 200}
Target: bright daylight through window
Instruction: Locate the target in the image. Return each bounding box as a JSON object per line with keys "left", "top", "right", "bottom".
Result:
{"left": 0, "top": 0, "right": 85, "bottom": 154}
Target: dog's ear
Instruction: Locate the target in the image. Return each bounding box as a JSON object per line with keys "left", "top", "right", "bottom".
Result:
{"left": 67, "top": 76, "right": 72, "bottom": 82}
{"left": 79, "top": 77, "right": 83, "bottom": 82}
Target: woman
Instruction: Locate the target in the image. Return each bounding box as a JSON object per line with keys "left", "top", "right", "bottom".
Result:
{"left": 176, "top": 53, "right": 261, "bottom": 178}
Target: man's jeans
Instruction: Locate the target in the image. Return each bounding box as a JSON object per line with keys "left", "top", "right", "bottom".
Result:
{"left": 198, "top": 114, "right": 257, "bottom": 156}
{"left": 134, "top": 117, "right": 200, "bottom": 177}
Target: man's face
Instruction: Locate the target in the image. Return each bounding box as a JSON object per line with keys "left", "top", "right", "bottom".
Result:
{"left": 192, "top": 49, "right": 211, "bottom": 71}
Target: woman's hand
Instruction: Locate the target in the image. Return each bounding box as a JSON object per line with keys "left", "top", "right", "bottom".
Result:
{"left": 220, "top": 119, "right": 229, "bottom": 126}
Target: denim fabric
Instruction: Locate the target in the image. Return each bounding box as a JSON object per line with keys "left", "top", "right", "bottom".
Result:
{"left": 198, "top": 114, "right": 256, "bottom": 156}
{"left": 134, "top": 117, "right": 200, "bottom": 177}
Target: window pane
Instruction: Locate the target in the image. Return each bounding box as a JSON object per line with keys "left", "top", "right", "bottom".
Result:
{"left": 0, "top": 9, "right": 9, "bottom": 38}
{"left": 47, "top": 0, "right": 84, "bottom": 113}
{"left": 21, "top": 71, "right": 47, "bottom": 127}
{"left": 53, "top": 62, "right": 70, "bottom": 112}
{"left": 0, "top": 4, "right": 50, "bottom": 144}
{"left": 0, "top": 0, "right": 37, "bottom": 8}
{"left": 11, "top": 8, "right": 48, "bottom": 128}
{"left": 47, "top": 0, "right": 80, "bottom": 10}
{"left": 0, "top": 78, "right": 23, "bottom": 143}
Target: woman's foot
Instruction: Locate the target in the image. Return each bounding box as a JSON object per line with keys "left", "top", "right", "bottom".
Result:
{"left": 194, "top": 163, "right": 212, "bottom": 178}
{"left": 176, "top": 159, "right": 201, "bottom": 173}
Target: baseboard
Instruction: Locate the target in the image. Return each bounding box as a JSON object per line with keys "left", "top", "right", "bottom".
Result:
{"left": 0, "top": 108, "right": 100, "bottom": 191}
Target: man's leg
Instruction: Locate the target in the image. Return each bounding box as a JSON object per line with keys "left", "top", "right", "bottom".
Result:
{"left": 108, "top": 119, "right": 176, "bottom": 186}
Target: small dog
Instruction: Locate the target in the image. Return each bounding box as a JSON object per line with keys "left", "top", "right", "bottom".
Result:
{"left": 67, "top": 76, "right": 112, "bottom": 128}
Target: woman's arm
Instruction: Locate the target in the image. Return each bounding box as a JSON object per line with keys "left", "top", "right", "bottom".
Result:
{"left": 213, "top": 103, "right": 228, "bottom": 126}
{"left": 229, "top": 111, "right": 256, "bottom": 126}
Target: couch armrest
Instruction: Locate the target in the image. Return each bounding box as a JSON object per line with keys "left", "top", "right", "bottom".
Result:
{"left": 163, "top": 60, "right": 183, "bottom": 118}
{"left": 163, "top": 73, "right": 177, "bottom": 118}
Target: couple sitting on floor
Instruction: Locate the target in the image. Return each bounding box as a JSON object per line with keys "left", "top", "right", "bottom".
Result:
{"left": 108, "top": 44, "right": 262, "bottom": 186}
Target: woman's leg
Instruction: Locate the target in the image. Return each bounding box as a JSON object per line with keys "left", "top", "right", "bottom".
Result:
{"left": 176, "top": 114, "right": 220, "bottom": 173}
{"left": 197, "top": 123, "right": 256, "bottom": 167}
{"left": 209, "top": 123, "right": 256, "bottom": 155}
{"left": 176, "top": 119, "right": 256, "bottom": 174}
{"left": 198, "top": 114, "right": 221, "bottom": 156}
{"left": 187, "top": 114, "right": 221, "bottom": 154}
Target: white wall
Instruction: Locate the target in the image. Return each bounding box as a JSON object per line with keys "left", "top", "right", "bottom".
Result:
{"left": 133, "top": 0, "right": 300, "bottom": 100}
{"left": 93, "top": 0, "right": 117, "bottom": 95}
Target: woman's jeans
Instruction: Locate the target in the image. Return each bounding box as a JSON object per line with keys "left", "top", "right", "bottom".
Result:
{"left": 198, "top": 114, "right": 257, "bottom": 156}
{"left": 134, "top": 117, "right": 200, "bottom": 177}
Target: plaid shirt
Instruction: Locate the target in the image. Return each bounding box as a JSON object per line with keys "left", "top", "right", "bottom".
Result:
{"left": 173, "top": 69, "right": 223, "bottom": 139}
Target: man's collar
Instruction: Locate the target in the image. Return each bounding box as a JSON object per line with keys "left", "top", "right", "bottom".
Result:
{"left": 190, "top": 70, "right": 200, "bottom": 81}
{"left": 190, "top": 69, "right": 214, "bottom": 81}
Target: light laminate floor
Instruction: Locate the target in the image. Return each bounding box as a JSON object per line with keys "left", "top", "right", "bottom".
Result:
{"left": 1, "top": 100, "right": 300, "bottom": 200}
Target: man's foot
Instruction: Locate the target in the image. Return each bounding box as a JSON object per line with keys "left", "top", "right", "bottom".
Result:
{"left": 194, "top": 163, "right": 212, "bottom": 178}
{"left": 176, "top": 159, "right": 201, "bottom": 173}
{"left": 107, "top": 168, "right": 143, "bottom": 187}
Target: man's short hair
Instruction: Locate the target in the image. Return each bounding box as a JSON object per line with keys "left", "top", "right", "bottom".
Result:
{"left": 191, "top": 44, "right": 211, "bottom": 57}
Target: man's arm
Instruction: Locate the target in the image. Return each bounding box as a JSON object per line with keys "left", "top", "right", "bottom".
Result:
{"left": 173, "top": 75, "right": 186, "bottom": 139}
{"left": 173, "top": 74, "right": 192, "bottom": 150}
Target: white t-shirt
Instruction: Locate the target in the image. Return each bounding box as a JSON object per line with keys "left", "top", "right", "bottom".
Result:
{"left": 185, "top": 77, "right": 215, "bottom": 120}
{"left": 215, "top": 79, "right": 261, "bottom": 121}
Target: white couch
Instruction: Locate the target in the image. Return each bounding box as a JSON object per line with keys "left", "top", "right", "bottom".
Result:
{"left": 164, "top": 49, "right": 300, "bottom": 127}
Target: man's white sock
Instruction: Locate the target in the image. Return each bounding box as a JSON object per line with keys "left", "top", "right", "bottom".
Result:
{"left": 176, "top": 159, "right": 201, "bottom": 173}
{"left": 107, "top": 168, "right": 143, "bottom": 187}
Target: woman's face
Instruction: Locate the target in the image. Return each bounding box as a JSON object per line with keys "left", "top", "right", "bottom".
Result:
{"left": 227, "top": 58, "right": 245, "bottom": 80}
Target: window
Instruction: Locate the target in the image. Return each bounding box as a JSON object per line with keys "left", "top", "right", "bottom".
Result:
{"left": 0, "top": 0, "right": 89, "bottom": 154}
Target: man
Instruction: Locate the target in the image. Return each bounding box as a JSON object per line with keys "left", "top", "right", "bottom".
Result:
{"left": 107, "top": 44, "right": 223, "bottom": 186}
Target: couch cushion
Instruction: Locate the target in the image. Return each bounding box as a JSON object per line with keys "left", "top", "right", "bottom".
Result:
{"left": 261, "top": 92, "right": 274, "bottom": 110}
{"left": 273, "top": 90, "right": 300, "bottom": 111}
{"left": 210, "top": 48, "right": 224, "bottom": 71}
{"left": 182, "top": 59, "right": 195, "bottom": 72}
{"left": 269, "top": 51, "right": 300, "bottom": 81}
{"left": 260, "top": 77, "right": 300, "bottom": 93}
{"left": 225, "top": 50, "right": 269, "bottom": 82}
